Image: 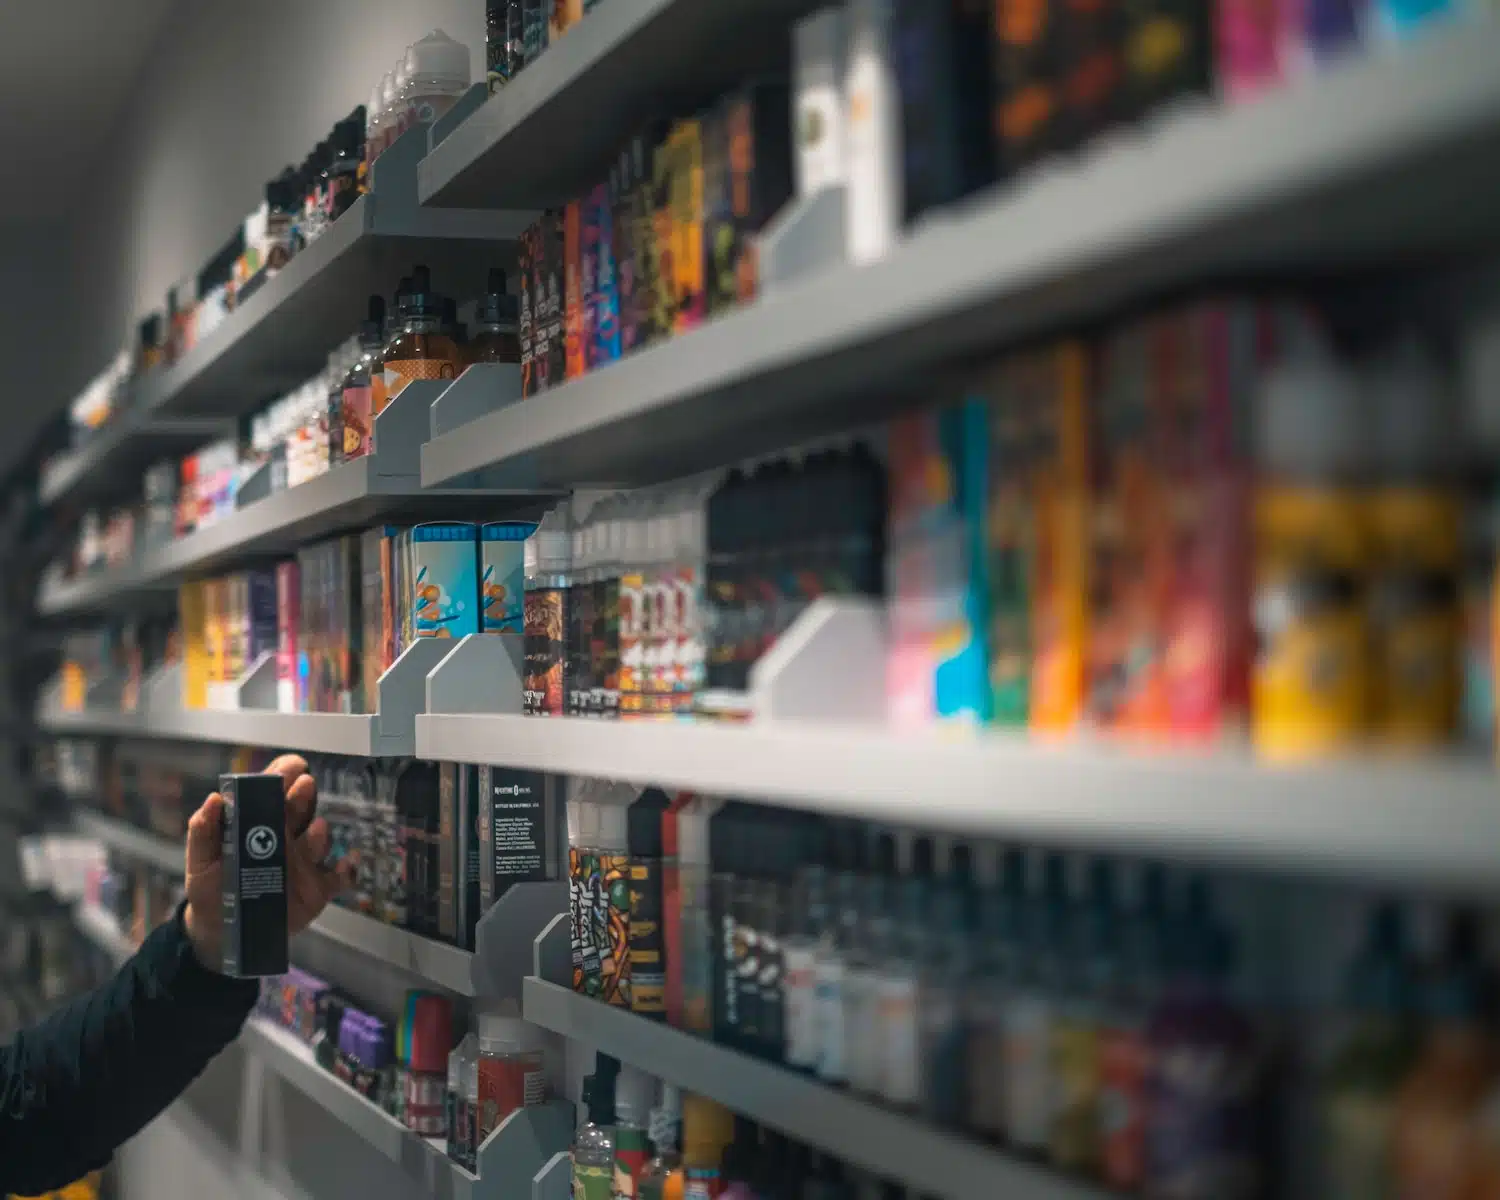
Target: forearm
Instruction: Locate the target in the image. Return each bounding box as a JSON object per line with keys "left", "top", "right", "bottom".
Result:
{"left": 0, "top": 905, "right": 257, "bottom": 1196}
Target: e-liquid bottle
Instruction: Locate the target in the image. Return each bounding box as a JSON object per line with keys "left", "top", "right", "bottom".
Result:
{"left": 523, "top": 506, "right": 571, "bottom": 716}
{"left": 628, "top": 788, "right": 671, "bottom": 1020}
{"left": 719, "top": 1117, "right": 760, "bottom": 1200}
{"left": 1050, "top": 859, "right": 1108, "bottom": 1175}
{"left": 567, "top": 504, "right": 597, "bottom": 717}
{"left": 815, "top": 822, "right": 864, "bottom": 1086}
{"left": 680, "top": 797, "right": 725, "bottom": 1035}
{"left": 469, "top": 268, "right": 521, "bottom": 365}
{"left": 640, "top": 1083, "right": 684, "bottom": 1200}
{"left": 1098, "top": 863, "right": 1160, "bottom": 1191}
{"left": 614, "top": 1064, "right": 656, "bottom": 1198}
{"left": 1001, "top": 851, "right": 1055, "bottom": 1157}
{"left": 877, "top": 836, "right": 933, "bottom": 1109}
{"left": 572, "top": 1057, "right": 619, "bottom": 1200}
{"left": 964, "top": 850, "right": 1020, "bottom": 1141}
{"left": 781, "top": 818, "right": 829, "bottom": 1072}
{"left": 681, "top": 1094, "right": 734, "bottom": 1200}
{"left": 847, "top": 832, "right": 898, "bottom": 1097}
{"left": 710, "top": 802, "right": 750, "bottom": 1045}
{"left": 920, "top": 845, "right": 974, "bottom": 1128}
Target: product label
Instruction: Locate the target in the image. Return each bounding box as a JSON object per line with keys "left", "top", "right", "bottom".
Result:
{"left": 1325, "top": 1088, "right": 1393, "bottom": 1200}
{"left": 782, "top": 943, "right": 819, "bottom": 1069}
{"left": 524, "top": 587, "right": 567, "bottom": 715}
{"left": 964, "top": 999, "right": 1007, "bottom": 1139}
{"left": 341, "top": 384, "right": 373, "bottom": 458}
{"left": 1050, "top": 1014, "right": 1102, "bottom": 1172}
{"left": 1099, "top": 1025, "right": 1149, "bottom": 1189}
{"left": 482, "top": 767, "right": 546, "bottom": 907}
{"left": 568, "top": 580, "right": 595, "bottom": 716}
{"left": 384, "top": 356, "right": 458, "bottom": 405}
{"left": 878, "top": 972, "right": 921, "bottom": 1106}
{"left": 591, "top": 576, "right": 621, "bottom": 717}
{"left": 573, "top": 1163, "right": 612, "bottom": 1200}
{"left": 628, "top": 858, "right": 666, "bottom": 1017}
{"left": 814, "top": 953, "right": 847, "bottom": 1082}
{"left": 613, "top": 1128, "right": 651, "bottom": 1199}
{"left": 684, "top": 1167, "right": 721, "bottom": 1200}
{"left": 619, "top": 571, "right": 645, "bottom": 716}
{"left": 1146, "top": 1041, "right": 1258, "bottom": 1199}
{"left": 845, "top": 965, "right": 883, "bottom": 1094}
{"left": 597, "top": 851, "right": 631, "bottom": 1007}
{"left": 921, "top": 985, "right": 966, "bottom": 1126}
{"left": 681, "top": 865, "right": 715, "bottom": 1034}
{"left": 1002, "top": 989, "right": 1054, "bottom": 1152}
{"left": 580, "top": 850, "right": 603, "bottom": 995}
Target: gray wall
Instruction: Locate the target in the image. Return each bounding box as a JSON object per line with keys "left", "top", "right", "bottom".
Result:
{"left": 59, "top": 0, "right": 485, "bottom": 406}
{"left": 86, "top": 3, "right": 484, "bottom": 1195}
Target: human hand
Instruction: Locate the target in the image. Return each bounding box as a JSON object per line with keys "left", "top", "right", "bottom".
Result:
{"left": 182, "top": 753, "right": 356, "bottom": 971}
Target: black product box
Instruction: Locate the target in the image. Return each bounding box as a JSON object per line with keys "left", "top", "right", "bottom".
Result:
{"left": 537, "top": 210, "right": 567, "bottom": 393}
{"left": 724, "top": 79, "right": 793, "bottom": 305}
{"left": 894, "top": 0, "right": 997, "bottom": 223}
{"left": 477, "top": 766, "right": 550, "bottom": 916}
{"left": 438, "top": 762, "right": 482, "bottom": 946}
{"left": 220, "top": 772, "right": 288, "bottom": 978}
{"left": 396, "top": 760, "right": 440, "bottom": 937}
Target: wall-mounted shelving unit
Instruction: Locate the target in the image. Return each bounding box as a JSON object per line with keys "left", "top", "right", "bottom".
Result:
{"left": 73, "top": 810, "right": 184, "bottom": 874}
{"left": 423, "top": 21, "right": 1500, "bottom": 492}
{"left": 418, "top": 0, "right": 823, "bottom": 209}
{"left": 523, "top": 978, "right": 1102, "bottom": 1200}
{"left": 418, "top": 714, "right": 1500, "bottom": 894}
{"left": 40, "top": 415, "right": 232, "bottom": 509}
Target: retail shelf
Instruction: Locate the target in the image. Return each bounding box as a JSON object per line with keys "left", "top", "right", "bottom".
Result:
{"left": 138, "top": 154, "right": 529, "bottom": 423}
{"left": 35, "top": 701, "right": 144, "bottom": 738}
{"left": 75, "top": 903, "right": 136, "bottom": 966}
{"left": 301, "top": 905, "right": 475, "bottom": 996}
{"left": 73, "top": 810, "right": 184, "bottom": 875}
{"left": 423, "top": 23, "right": 1500, "bottom": 489}
{"left": 523, "top": 978, "right": 1099, "bottom": 1200}
{"left": 419, "top": 0, "right": 821, "bottom": 209}
{"left": 35, "top": 454, "right": 540, "bottom": 618}
{"left": 242, "top": 1017, "right": 572, "bottom": 1198}
{"left": 418, "top": 715, "right": 1500, "bottom": 894}
{"left": 38, "top": 413, "right": 230, "bottom": 509}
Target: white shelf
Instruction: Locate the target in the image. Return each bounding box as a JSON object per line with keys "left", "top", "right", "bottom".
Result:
{"left": 241, "top": 1019, "right": 476, "bottom": 1191}
{"left": 523, "top": 978, "right": 1101, "bottom": 1200}
{"left": 242, "top": 1017, "right": 572, "bottom": 1197}
{"left": 75, "top": 903, "right": 136, "bottom": 966}
{"left": 419, "top": 714, "right": 1500, "bottom": 894}
{"left": 39, "top": 704, "right": 404, "bottom": 758}
{"left": 419, "top": 0, "right": 820, "bottom": 209}
{"left": 73, "top": 810, "right": 183, "bottom": 875}
{"left": 39, "top": 416, "right": 229, "bottom": 508}
{"left": 300, "top": 906, "right": 474, "bottom": 996}
{"left": 423, "top": 22, "right": 1500, "bottom": 490}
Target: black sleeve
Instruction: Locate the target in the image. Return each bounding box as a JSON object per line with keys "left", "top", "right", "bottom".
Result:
{"left": 0, "top": 904, "right": 258, "bottom": 1197}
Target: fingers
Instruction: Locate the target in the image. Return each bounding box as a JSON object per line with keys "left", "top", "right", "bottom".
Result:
{"left": 263, "top": 754, "right": 309, "bottom": 786}
{"left": 325, "top": 855, "right": 358, "bottom": 903}
{"left": 284, "top": 770, "right": 318, "bottom": 839}
{"left": 186, "top": 793, "right": 225, "bottom": 877}
{"left": 298, "top": 816, "right": 331, "bottom": 865}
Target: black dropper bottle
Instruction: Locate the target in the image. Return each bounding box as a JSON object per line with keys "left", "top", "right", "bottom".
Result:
{"left": 471, "top": 268, "right": 521, "bottom": 365}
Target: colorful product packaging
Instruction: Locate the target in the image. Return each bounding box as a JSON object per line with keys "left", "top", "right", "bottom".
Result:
{"left": 411, "top": 523, "right": 481, "bottom": 641}
{"left": 664, "top": 119, "right": 706, "bottom": 335}
{"left": 724, "top": 79, "right": 794, "bottom": 305}
{"left": 564, "top": 200, "right": 585, "bottom": 380}
{"left": 481, "top": 521, "right": 535, "bottom": 643}
{"left": 886, "top": 402, "right": 991, "bottom": 726}
{"left": 584, "top": 180, "right": 620, "bottom": 368}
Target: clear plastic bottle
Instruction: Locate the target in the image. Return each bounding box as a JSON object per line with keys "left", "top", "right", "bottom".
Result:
{"left": 572, "top": 1057, "right": 618, "bottom": 1200}
{"left": 364, "top": 82, "right": 385, "bottom": 178}
{"left": 639, "top": 1083, "right": 684, "bottom": 1200}
{"left": 876, "top": 836, "right": 932, "bottom": 1109}
{"left": 846, "top": 832, "right": 897, "bottom": 1096}
{"left": 404, "top": 30, "right": 472, "bottom": 129}
{"left": 371, "top": 70, "right": 399, "bottom": 163}
{"left": 476, "top": 1012, "right": 546, "bottom": 1143}
{"left": 469, "top": 268, "right": 521, "bottom": 365}
{"left": 613, "top": 1064, "right": 655, "bottom": 1198}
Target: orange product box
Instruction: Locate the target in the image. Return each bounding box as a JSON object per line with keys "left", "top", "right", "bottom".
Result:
{"left": 563, "top": 200, "right": 586, "bottom": 380}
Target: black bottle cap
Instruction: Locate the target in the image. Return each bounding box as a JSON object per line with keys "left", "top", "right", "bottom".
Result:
{"left": 911, "top": 836, "right": 935, "bottom": 879}
{"left": 478, "top": 267, "right": 519, "bottom": 328}
{"left": 709, "top": 801, "right": 746, "bottom": 873}
{"left": 360, "top": 295, "right": 386, "bottom": 346}
{"left": 873, "top": 831, "right": 897, "bottom": 877}
{"left": 627, "top": 788, "right": 670, "bottom": 858}
{"left": 950, "top": 843, "right": 974, "bottom": 887}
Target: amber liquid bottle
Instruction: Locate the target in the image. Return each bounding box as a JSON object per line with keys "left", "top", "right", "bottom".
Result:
{"left": 470, "top": 268, "right": 522, "bottom": 365}
{"left": 380, "top": 264, "right": 462, "bottom": 414}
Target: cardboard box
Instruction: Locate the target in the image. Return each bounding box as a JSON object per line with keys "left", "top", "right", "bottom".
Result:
{"left": 220, "top": 772, "right": 288, "bottom": 978}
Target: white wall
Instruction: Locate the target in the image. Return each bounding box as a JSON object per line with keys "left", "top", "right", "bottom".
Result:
{"left": 62, "top": 0, "right": 485, "bottom": 397}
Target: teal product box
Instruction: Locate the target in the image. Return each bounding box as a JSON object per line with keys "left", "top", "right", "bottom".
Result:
{"left": 410, "top": 523, "right": 480, "bottom": 640}
{"left": 481, "top": 521, "right": 538, "bottom": 639}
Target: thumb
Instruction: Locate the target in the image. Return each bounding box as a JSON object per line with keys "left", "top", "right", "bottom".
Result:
{"left": 186, "top": 793, "right": 226, "bottom": 878}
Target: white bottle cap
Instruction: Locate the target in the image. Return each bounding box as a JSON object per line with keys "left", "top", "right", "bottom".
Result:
{"left": 1256, "top": 336, "right": 1365, "bottom": 481}
{"left": 1366, "top": 333, "right": 1453, "bottom": 480}
{"left": 477, "top": 1012, "right": 540, "bottom": 1056}
{"left": 409, "top": 28, "right": 471, "bottom": 87}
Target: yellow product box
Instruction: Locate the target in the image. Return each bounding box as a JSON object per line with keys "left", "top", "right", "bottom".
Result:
{"left": 179, "top": 580, "right": 208, "bottom": 711}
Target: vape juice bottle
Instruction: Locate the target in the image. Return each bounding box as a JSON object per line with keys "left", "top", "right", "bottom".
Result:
{"left": 877, "top": 837, "right": 933, "bottom": 1109}
{"left": 639, "top": 1084, "right": 684, "bottom": 1200}
{"left": 568, "top": 786, "right": 602, "bottom": 995}
{"left": 965, "top": 849, "right": 1026, "bottom": 1140}
{"left": 596, "top": 785, "right": 634, "bottom": 1008}
{"left": 619, "top": 493, "right": 651, "bottom": 718}
{"left": 1145, "top": 879, "right": 1261, "bottom": 1200}
{"left": 1049, "top": 859, "right": 1106, "bottom": 1175}
{"left": 679, "top": 797, "right": 724, "bottom": 1035}
{"left": 592, "top": 498, "right": 623, "bottom": 719}
{"left": 340, "top": 296, "right": 386, "bottom": 461}
{"left": 568, "top": 507, "right": 597, "bottom": 717}
{"left": 382, "top": 265, "right": 462, "bottom": 407}
{"left": 710, "top": 802, "right": 749, "bottom": 1044}
{"left": 781, "top": 819, "right": 828, "bottom": 1071}
{"left": 847, "top": 833, "right": 898, "bottom": 1097}
{"left": 815, "top": 822, "right": 864, "bottom": 1085}
{"left": 681, "top": 1094, "right": 734, "bottom": 1200}
{"left": 1001, "top": 852, "right": 1055, "bottom": 1157}
{"left": 628, "top": 789, "right": 672, "bottom": 1020}
{"left": 1320, "top": 903, "right": 1414, "bottom": 1200}
{"left": 523, "top": 507, "right": 570, "bottom": 716}
{"left": 614, "top": 1064, "right": 656, "bottom": 1198}
{"left": 921, "top": 845, "right": 974, "bottom": 1128}
{"left": 573, "top": 1058, "right": 619, "bottom": 1200}
{"left": 469, "top": 268, "right": 521, "bottom": 365}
